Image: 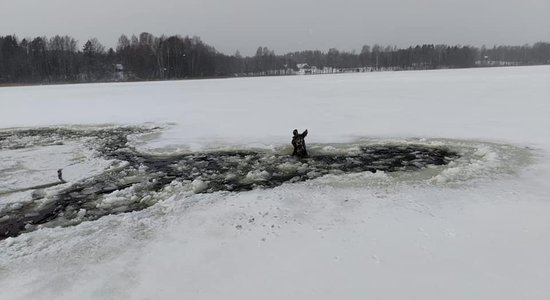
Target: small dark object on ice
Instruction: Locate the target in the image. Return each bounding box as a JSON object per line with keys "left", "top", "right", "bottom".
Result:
{"left": 57, "top": 169, "right": 66, "bottom": 183}
{"left": 292, "top": 129, "right": 308, "bottom": 158}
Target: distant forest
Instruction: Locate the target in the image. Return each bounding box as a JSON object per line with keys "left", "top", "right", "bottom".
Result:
{"left": 1, "top": 32, "right": 549, "bottom": 84}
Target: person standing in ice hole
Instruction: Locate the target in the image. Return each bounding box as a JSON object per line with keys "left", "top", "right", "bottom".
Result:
{"left": 292, "top": 129, "right": 308, "bottom": 158}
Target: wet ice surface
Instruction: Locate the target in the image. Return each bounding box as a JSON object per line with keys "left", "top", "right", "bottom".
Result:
{"left": 0, "top": 126, "right": 531, "bottom": 240}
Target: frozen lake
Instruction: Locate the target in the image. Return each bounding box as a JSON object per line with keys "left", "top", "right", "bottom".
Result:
{"left": 1, "top": 66, "right": 549, "bottom": 299}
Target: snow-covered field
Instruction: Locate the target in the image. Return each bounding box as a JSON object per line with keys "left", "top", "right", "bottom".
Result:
{"left": 1, "top": 66, "right": 549, "bottom": 299}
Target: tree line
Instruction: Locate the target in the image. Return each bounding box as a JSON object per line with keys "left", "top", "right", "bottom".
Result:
{"left": 1, "top": 32, "right": 549, "bottom": 84}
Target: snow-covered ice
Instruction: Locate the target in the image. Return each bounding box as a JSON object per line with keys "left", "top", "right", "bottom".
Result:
{"left": 0, "top": 66, "right": 549, "bottom": 299}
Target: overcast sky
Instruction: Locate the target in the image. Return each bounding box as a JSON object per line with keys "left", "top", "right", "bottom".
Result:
{"left": 1, "top": 0, "right": 549, "bottom": 55}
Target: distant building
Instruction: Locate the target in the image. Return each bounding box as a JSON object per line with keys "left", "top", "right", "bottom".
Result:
{"left": 296, "top": 63, "right": 317, "bottom": 75}
{"left": 113, "top": 64, "right": 125, "bottom": 81}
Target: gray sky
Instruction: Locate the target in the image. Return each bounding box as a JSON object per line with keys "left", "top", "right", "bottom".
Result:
{"left": 1, "top": 0, "right": 549, "bottom": 55}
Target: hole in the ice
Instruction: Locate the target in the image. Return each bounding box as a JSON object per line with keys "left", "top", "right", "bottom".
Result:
{"left": 0, "top": 127, "right": 459, "bottom": 240}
